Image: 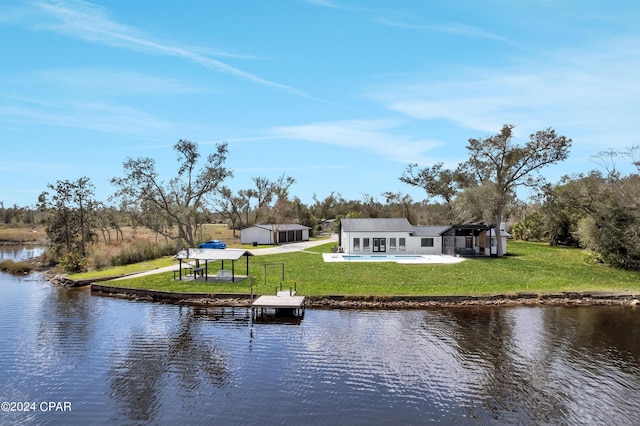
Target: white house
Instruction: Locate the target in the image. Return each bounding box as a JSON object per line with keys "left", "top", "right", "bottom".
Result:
{"left": 240, "top": 224, "right": 311, "bottom": 245}
{"left": 339, "top": 218, "right": 510, "bottom": 256}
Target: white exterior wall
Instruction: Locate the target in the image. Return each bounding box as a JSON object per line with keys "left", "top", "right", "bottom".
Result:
{"left": 405, "top": 236, "right": 443, "bottom": 255}
{"left": 241, "top": 226, "right": 310, "bottom": 245}
{"left": 240, "top": 227, "right": 273, "bottom": 245}
{"left": 340, "top": 230, "right": 442, "bottom": 255}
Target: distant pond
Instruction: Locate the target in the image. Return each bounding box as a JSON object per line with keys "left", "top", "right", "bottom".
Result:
{"left": 1, "top": 246, "right": 639, "bottom": 425}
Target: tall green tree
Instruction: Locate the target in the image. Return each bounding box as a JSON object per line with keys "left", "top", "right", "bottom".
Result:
{"left": 560, "top": 150, "right": 640, "bottom": 269}
{"left": 401, "top": 124, "right": 572, "bottom": 255}
{"left": 463, "top": 124, "right": 572, "bottom": 255}
{"left": 400, "top": 162, "right": 460, "bottom": 204}
{"left": 38, "top": 177, "right": 98, "bottom": 270}
{"left": 111, "top": 140, "right": 232, "bottom": 249}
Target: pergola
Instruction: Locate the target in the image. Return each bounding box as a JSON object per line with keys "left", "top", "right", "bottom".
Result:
{"left": 173, "top": 248, "right": 254, "bottom": 282}
{"left": 441, "top": 223, "right": 496, "bottom": 256}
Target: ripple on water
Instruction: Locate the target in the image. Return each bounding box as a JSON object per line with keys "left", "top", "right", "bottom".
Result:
{"left": 2, "top": 270, "right": 640, "bottom": 425}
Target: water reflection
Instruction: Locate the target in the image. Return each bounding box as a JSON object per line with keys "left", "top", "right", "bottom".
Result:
{"left": 435, "top": 306, "right": 640, "bottom": 424}
{"left": 36, "top": 287, "right": 95, "bottom": 356}
{"left": 2, "top": 252, "right": 640, "bottom": 425}
{"left": 107, "top": 306, "right": 233, "bottom": 424}
{"left": 0, "top": 245, "right": 44, "bottom": 262}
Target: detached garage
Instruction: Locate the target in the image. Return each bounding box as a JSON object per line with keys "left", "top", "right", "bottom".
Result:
{"left": 240, "top": 224, "right": 311, "bottom": 245}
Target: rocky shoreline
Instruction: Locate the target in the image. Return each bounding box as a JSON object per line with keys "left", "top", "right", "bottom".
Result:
{"left": 89, "top": 283, "right": 640, "bottom": 309}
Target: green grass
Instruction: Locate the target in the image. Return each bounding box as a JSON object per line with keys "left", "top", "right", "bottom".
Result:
{"left": 68, "top": 257, "right": 177, "bottom": 280}
{"left": 86, "top": 241, "right": 640, "bottom": 297}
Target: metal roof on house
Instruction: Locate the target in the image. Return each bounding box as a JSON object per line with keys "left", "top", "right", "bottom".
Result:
{"left": 174, "top": 248, "right": 254, "bottom": 261}
{"left": 412, "top": 225, "right": 450, "bottom": 236}
{"left": 247, "top": 224, "right": 311, "bottom": 231}
{"left": 340, "top": 218, "right": 414, "bottom": 232}
{"left": 339, "top": 218, "right": 508, "bottom": 237}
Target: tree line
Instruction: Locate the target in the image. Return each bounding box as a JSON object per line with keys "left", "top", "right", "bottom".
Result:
{"left": 16, "top": 125, "right": 640, "bottom": 272}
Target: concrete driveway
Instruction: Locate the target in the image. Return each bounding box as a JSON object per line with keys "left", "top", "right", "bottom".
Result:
{"left": 114, "top": 234, "right": 338, "bottom": 280}
{"left": 248, "top": 234, "right": 338, "bottom": 255}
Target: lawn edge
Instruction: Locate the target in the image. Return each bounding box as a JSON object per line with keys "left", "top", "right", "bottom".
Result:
{"left": 90, "top": 283, "right": 640, "bottom": 309}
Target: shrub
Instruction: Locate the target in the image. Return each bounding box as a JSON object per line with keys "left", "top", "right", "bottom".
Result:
{"left": 0, "top": 259, "right": 32, "bottom": 274}
{"left": 59, "top": 251, "right": 88, "bottom": 273}
{"left": 109, "top": 239, "right": 176, "bottom": 266}
{"left": 38, "top": 247, "right": 61, "bottom": 268}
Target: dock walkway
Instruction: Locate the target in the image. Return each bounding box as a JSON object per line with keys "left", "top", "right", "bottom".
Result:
{"left": 252, "top": 290, "right": 305, "bottom": 318}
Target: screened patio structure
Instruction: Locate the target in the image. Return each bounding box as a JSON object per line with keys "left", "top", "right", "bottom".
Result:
{"left": 173, "top": 248, "right": 254, "bottom": 282}
{"left": 441, "top": 224, "right": 497, "bottom": 256}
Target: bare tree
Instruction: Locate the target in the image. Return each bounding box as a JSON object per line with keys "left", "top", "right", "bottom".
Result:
{"left": 249, "top": 176, "right": 276, "bottom": 224}
{"left": 212, "top": 186, "right": 250, "bottom": 237}
{"left": 111, "top": 140, "right": 232, "bottom": 249}
{"left": 383, "top": 191, "right": 415, "bottom": 222}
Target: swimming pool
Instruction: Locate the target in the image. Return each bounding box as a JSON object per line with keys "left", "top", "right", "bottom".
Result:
{"left": 321, "top": 253, "right": 465, "bottom": 264}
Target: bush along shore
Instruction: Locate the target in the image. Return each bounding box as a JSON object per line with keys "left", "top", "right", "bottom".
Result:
{"left": 90, "top": 283, "right": 640, "bottom": 309}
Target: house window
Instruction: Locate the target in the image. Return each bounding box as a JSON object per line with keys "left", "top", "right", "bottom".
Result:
{"left": 353, "top": 238, "right": 360, "bottom": 251}
{"left": 421, "top": 238, "right": 434, "bottom": 247}
{"left": 389, "top": 238, "right": 396, "bottom": 251}
{"left": 363, "top": 238, "right": 370, "bottom": 251}
{"left": 399, "top": 238, "right": 406, "bottom": 251}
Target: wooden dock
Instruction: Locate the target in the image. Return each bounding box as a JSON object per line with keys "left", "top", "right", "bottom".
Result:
{"left": 252, "top": 290, "right": 305, "bottom": 319}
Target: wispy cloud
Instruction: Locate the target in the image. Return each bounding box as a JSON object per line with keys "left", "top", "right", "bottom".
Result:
{"left": 27, "top": 0, "right": 310, "bottom": 97}
{"left": 0, "top": 159, "right": 71, "bottom": 175}
{"left": 370, "top": 37, "right": 640, "bottom": 149}
{"left": 0, "top": 93, "right": 171, "bottom": 136}
{"left": 376, "top": 18, "right": 514, "bottom": 44}
{"left": 306, "top": 1, "right": 512, "bottom": 44}
{"left": 0, "top": 67, "right": 195, "bottom": 138}
{"left": 35, "top": 68, "right": 202, "bottom": 96}
{"left": 304, "top": 0, "right": 344, "bottom": 9}
{"left": 266, "top": 119, "right": 443, "bottom": 164}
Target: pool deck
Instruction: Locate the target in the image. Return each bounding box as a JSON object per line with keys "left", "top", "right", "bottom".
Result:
{"left": 322, "top": 253, "right": 465, "bottom": 264}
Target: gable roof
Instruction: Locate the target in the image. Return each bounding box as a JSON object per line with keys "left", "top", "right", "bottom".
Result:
{"left": 340, "top": 218, "right": 509, "bottom": 237}
{"left": 174, "top": 248, "right": 253, "bottom": 261}
{"left": 340, "top": 218, "right": 414, "bottom": 232}
{"left": 245, "top": 224, "right": 311, "bottom": 231}
{"left": 412, "top": 225, "right": 449, "bottom": 236}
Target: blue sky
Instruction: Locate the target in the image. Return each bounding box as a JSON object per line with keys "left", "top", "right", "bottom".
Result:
{"left": 2, "top": 0, "right": 639, "bottom": 208}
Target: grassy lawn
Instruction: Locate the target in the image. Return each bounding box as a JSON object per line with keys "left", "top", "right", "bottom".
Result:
{"left": 87, "top": 240, "right": 640, "bottom": 297}
{"left": 68, "top": 257, "right": 177, "bottom": 280}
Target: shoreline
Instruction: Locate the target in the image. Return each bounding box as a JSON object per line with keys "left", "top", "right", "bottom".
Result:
{"left": 90, "top": 283, "right": 640, "bottom": 309}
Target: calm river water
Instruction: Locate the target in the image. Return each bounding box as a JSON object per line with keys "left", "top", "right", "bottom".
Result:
{"left": 1, "top": 246, "right": 639, "bottom": 425}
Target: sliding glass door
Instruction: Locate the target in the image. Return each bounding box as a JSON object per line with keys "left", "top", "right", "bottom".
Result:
{"left": 372, "top": 238, "right": 386, "bottom": 253}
